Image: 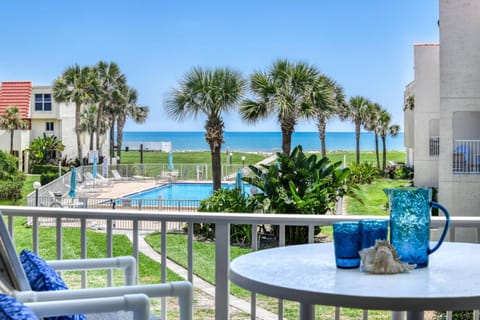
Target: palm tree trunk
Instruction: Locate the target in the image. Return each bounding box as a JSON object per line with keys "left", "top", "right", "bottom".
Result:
{"left": 355, "top": 121, "right": 361, "bottom": 164}
{"left": 382, "top": 135, "right": 387, "bottom": 171}
{"left": 375, "top": 133, "right": 380, "bottom": 168}
{"left": 75, "top": 103, "right": 83, "bottom": 163}
{"left": 89, "top": 132, "right": 94, "bottom": 151}
{"left": 117, "top": 115, "right": 126, "bottom": 161}
{"left": 211, "top": 144, "right": 222, "bottom": 191}
{"left": 281, "top": 119, "right": 295, "bottom": 156}
{"left": 317, "top": 116, "right": 327, "bottom": 157}
{"left": 205, "top": 117, "right": 224, "bottom": 191}
{"left": 282, "top": 132, "right": 293, "bottom": 156}
{"left": 109, "top": 118, "right": 116, "bottom": 161}
{"left": 96, "top": 102, "right": 104, "bottom": 154}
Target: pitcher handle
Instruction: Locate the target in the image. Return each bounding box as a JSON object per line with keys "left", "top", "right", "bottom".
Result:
{"left": 427, "top": 201, "right": 451, "bottom": 255}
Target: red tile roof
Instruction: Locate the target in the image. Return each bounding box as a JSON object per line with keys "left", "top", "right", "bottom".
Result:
{"left": 0, "top": 81, "right": 32, "bottom": 119}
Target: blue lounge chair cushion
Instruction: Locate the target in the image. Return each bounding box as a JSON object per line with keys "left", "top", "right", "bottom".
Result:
{"left": 20, "top": 250, "right": 86, "bottom": 320}
{"left": 0, "top": 293, "right": 39, "bottom": 319}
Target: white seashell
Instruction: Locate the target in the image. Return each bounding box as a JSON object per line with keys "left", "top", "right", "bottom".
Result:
{"left": 359, "top": 240, "right": 416, "bottom": 274}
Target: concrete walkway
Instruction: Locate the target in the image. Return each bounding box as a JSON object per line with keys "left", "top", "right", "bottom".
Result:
{"left": 121, "top": 231, "right": 280, "bottom": 320}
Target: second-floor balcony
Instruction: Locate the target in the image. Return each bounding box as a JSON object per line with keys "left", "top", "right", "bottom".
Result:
{"left": 453, "top": 140, "right": 480, "bottom": 174}
{"left": 1, "top": 205, "right": 479, "bottom": 320}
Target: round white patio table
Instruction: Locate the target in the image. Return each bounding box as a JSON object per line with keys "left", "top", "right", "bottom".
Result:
{"left": 229, "top": 242, "right": 480, "bottom": 320}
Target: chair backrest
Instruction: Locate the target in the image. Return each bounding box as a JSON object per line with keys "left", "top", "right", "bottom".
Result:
{"left": 111, "top": 170, "right": 122, "bottom": 179}
{"left": 84, "top": 172, "right": 94, "bottom": 180}
{"left": 0, "top": 212, "right": 32, "bottom": 292}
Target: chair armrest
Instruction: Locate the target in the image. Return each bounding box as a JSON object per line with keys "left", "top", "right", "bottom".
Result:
{"left": 15, "top": 281, "right": 193, "bottom": 320}
{"left": 47, "top": 256, "right": 136, "bottom": 285}
{"left": 25, "top": 293, "right": 150, "bottom": 320}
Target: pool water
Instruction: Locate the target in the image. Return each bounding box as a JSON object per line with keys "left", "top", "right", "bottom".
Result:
{"left": 126, "top": 183, "right": 252, "bottom": 201}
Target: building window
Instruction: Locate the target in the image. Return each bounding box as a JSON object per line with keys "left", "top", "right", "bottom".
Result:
{"left": 35, "top": 93, "right": 52, "bottom": 111}
{"left": 46, "top": 122, "right": 54, "bottom": 132}
{"left": 429, "top": 119, "right": 439, "bottom": 157}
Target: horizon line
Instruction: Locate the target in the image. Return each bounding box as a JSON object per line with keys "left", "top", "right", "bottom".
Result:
{"left": 123, "top": 130, "right": 405, "bottom": 133}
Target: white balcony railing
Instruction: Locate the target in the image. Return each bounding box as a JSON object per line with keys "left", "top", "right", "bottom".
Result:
{"left": 1, "top": 206, "right": 480, "bottom": 320}
{"left": 453, "top": 139, "right": 480, "bottom": 173}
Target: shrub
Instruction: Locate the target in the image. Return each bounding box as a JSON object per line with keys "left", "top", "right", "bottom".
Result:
{"left": 197, "top": 188, "right": 257, "bottom": 245}
{"left": 435, "top": 311, "right": 472, "bottom": 320}
{"left": 27, "top": 133, "right": 65, "bottom": 167}
{"left": 349, "top": 162, "right": 380, "bottom": 184}
{"left": 0, "top": 177, "right": 24, "bottom": 202}
{"left": 40, "top": 172, "right": 60, "bottom": 186}
{"left": 0, "top": 151, "right": 24, "bottom": 202}
{"left": 31, "top": 164, "right": 67, "bottom": 175}
{"left": 0, "top": 150, "right": 19, "bottom": 180}
{"left": 244, "top": 145, "right": 357, "bottom": 244}
{"left": 394, "top": 165, "right": 413, "bottom": 179}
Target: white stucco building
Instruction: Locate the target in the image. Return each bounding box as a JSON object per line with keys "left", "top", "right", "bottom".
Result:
{"left": 405, "top": 0, "right": 480, "bottom": 241}
{"left": 0, "top": 81, "right": 109, "bottom": 171}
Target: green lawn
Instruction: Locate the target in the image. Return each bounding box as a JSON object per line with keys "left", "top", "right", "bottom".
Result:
{"left": 347, "top": 178, "right": 411, "bottom": 216}
{"left": 325, "top": 150, "right": 405, "bottom": 165}
{"left": 119, "top": 150, "right": 406, "bottom": 169}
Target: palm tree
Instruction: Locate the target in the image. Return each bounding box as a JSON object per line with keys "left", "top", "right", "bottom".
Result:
{"left": 53, "top": 64, "right": 99, "bottom": 162}
{"left": 0, "top": 106, "right": 29, "bottom": 154}
{"left": 340, "top": 96, "right": 371, "bottom": 164}
{"left": 166, "top": 67, "right": 246, "bottom": 191}
{"left": 105, "top": 87, "right": 124, "bottom": 159}
{"left": 363, "top": 102, "right": 382, "bottom": 168}
{"left": 80, "top": 105, "right": 107, "bottom": 151}
{"left": 116, "top": 86, "right": 149, "bottom": 159}
{"left": 377, "top": 109, "right": 400, "bottom": 171}
{"left": 94, "top": 61, "right": 126, "bottom": 154}
{"left": 309, "top": 75, "right": 345, "bottom": 157}
{"left": 241, "top": 59, "right": 318, "bottom": 155}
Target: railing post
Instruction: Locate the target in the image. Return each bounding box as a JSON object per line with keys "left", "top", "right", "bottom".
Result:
{"left": 32, "top": 217, "right": 39, "bottom": 254}
{"left": 215, "top": 221, "right": 230, "bottom": 320}
{"left": 80, "top": 218, "right": 87, "bottom": 288}
{"left": 132, "top": 220, "right": 139, "bottom": 285}
{"left": 106, "top": 219, "right": 113, "bottom": 287}
{"left": 187, "top": 222, "right": 194, "bottom": 283}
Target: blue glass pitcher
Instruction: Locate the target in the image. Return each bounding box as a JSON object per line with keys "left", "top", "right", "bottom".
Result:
{"left": 384, "top": 188, "right": 450, "bottom": 268}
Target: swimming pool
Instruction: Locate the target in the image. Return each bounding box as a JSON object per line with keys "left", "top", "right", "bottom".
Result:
{"left": 126, "top": 183, "right": 252, "bottom": 201}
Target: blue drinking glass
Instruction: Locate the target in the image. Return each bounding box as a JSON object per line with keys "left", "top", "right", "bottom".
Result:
{"left": 333, "top": 221, "right": 361, "bottom": 268}
{"left": 359, "top": 219, "right": 388, "bottom": 249}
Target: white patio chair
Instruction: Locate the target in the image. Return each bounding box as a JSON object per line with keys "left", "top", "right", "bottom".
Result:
{"left": 45, "top": 191, "right": 87, "bottom": 209}
{"left": 0, "top": 211, "right": 193, "bottom": 320}
{"left": 16, "top": 293, "right": 151, "bottom": 319}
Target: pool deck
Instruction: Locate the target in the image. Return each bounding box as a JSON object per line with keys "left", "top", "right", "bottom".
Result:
{"left": 95, "top": 178, "right": 219, "bottom": 199}
{"left": 96, "top": 179, "right": 158, "bottom": 199}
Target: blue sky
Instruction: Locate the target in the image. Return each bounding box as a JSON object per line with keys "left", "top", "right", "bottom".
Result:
{"left": 0, "top": 1, "right": 439, "bottom": 132}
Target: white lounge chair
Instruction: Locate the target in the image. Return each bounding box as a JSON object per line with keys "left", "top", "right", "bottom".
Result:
{"left": 84, "top": 172, "right": 112, "bottom": 186}
{"left": 111, "top": 169, "right": 130, "bottom": 181}
{"left": 0, "top": 211, "right": 193, "bottom": 320}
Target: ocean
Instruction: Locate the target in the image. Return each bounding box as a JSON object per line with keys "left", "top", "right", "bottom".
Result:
{"left": 122, "top": 131, "right": 405, "bottom": 153}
